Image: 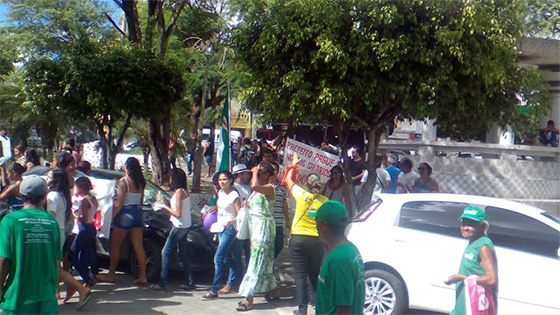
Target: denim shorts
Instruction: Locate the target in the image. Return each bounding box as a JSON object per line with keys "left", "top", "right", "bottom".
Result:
{"left": 113, "top": 204, "right": 144, "bottom": 231}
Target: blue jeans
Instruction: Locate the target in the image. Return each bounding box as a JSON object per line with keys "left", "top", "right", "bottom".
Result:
{"left": 70, "top": 223, "right": 98, "bottom": 285}
{"left": 187, "top": 153, "right": 194, "bottom": 174}
{"left": 159, "top": 226, "right": 194, "bottom": 287}
{"left": 210, "top": 225, "right": 243, "bottom": 293}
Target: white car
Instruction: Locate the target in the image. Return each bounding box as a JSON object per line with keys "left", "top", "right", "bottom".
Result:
{"left": 348, "top": 193, "right": 560, "bottom": 315}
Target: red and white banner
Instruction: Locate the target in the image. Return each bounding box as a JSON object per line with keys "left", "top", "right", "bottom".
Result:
{"left": 281, "top": 138, "right": 340, "bottom": 185}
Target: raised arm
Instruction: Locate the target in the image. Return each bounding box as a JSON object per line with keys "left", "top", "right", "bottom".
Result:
{"left": 284, "top": 153, "right": 300, "bottom": 192}
{"left": 251, "top": 167, "right": 275, "bottom": 199}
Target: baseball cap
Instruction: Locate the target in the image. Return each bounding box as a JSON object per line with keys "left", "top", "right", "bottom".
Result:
{"left": 460, "top": 206, "right": 487, "bottom": 222}
{"left": 309, "top": 200, "right": 348, "bottom": 226}
{"left": 232, "top": 164, "right": 250, "bottom": 175}
{"left": 20, "top": 175, "right": 48, "bottom": 197}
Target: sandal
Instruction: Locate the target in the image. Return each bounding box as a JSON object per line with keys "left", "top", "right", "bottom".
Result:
{"left": 147, "top": 284, "right": 165, "bottom": 292}
{"left": 262, "top": 288, "right": 280, "bottom": 301}
{"left": 179, "top": 284, "right": 197, "bottom": 291}
{"left": 63, "top": 288, "right": 78, "bottom": 303}
{"left": 201, "top": 291, "right": 218, "bottom": 301}
{"left": 76, "top": 290, "right": 93, "bottom": 311}
{"left": 218, "top": 285, "right": 236, "bottom": 294}
{"left": 236, "top": 300, "right": 254, "bottom": 312}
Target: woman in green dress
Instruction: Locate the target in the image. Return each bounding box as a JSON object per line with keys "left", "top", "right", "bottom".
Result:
{"left": 445, "top": 206, "right": 498, "bottom": 315}
{"left": 236, "top": 162, "right": 278, "bottom": 311}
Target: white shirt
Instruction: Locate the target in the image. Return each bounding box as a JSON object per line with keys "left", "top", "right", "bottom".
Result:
{"left": 234, "top": 182, "right": 252, "bottom": 202}
{"left": 47, "top": 191, "right": 67, "bottom": 230}
{"left": 397, "top": 171, "right": 421, "bottom": 192}
{"left": 362, "top": 168, "right": 391, "bottom": 201}
{"left": 0, "top": 135, "right": 12, "bottom": 164}
{"left": 216, "top": 189, "right": 240, "bottom": 226}
{"left": 170, "top": 190, "right": 192, "bottom": 229}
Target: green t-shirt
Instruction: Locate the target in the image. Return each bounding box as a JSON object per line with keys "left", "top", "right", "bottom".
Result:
{"left": 316, "top": 242, "right": 365, "bottom": 315}
{"left": 451, "top": 235, "right": 498, "bottom": 315}
{"left": 0, "top": 208, "right": 61, "bottom": 311}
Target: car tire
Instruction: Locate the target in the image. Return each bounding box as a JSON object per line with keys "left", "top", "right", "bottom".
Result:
{"left": 130, "top": 238, "right": 162, "bottom": 283}
{"left": 363, "top": 269, "right": 407, "bottom": 315}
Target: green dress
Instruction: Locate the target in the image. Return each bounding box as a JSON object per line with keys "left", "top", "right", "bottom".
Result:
{"left": 238, "top": 190, "right": 277, "bottom": 296}
{"left": 451, "top": 235, "right": 498, "bottom": 315}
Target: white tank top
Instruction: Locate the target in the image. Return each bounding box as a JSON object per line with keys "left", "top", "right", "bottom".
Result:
{"left": 170, "top": 189, "right": 192, "bottom": 228}
{"left": 123, "top": 177, "right": 143, "bottom": 205}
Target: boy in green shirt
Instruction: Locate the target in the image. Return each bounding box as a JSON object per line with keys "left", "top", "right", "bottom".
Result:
{"left": 310, "top": 201, "right": 365, "bottom": 315}
{"left": 0, "top": 176, "right": 61, "bottom": 314}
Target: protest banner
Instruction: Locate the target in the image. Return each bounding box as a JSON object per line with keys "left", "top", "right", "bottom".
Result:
{"left": 281, "top": 138, "right": 340, "bottom": 186}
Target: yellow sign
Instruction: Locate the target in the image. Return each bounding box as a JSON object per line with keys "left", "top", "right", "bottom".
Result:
{"left": 231, "top": 112, "right": 251, "bottom": 129}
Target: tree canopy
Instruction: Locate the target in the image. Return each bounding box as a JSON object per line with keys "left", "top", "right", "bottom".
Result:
{"left": 233, "top": 0, "right": 548, "bottom": 141}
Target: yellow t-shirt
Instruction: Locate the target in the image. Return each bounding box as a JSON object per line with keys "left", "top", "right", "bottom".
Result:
{"left": 290, "top": 185, "right": 328, "bottom": 236}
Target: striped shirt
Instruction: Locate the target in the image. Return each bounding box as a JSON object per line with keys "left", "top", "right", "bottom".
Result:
{"left": 273, "top": 184, "right": 288, "bottom": 227}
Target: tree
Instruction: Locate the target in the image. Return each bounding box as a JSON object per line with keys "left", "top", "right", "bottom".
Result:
{"left": 233, "top": 0, "right": 550, "bottom": 205}
{"left": 22, "top": 40, "right": 185, "bottom": 169}
{"left": 526, "top": 0, "right": 560, "bottom": 38}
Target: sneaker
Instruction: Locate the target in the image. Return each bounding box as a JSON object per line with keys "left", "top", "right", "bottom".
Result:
{"left": 201, "top": 291, "right": 218, "bottom": 301}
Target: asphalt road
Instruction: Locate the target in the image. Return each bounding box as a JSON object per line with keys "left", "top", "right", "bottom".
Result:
{"left": 57, "top": 248, "right": 444, "bottom": 315}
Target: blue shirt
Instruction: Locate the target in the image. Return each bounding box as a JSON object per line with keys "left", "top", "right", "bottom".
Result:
{"left": 385, "top": 165, "right": 402, "bottom": 193}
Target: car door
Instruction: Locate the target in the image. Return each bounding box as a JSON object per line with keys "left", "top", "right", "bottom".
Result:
{"left": 395, "top": 200, "right": 469, "bottom": 312}
{"left": 485, "top": 206, "right": 560, "bottom": 314}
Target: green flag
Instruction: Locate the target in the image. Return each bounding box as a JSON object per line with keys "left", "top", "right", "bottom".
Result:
{"left": 217, "top": 97, "right": 230, "bottom": 172}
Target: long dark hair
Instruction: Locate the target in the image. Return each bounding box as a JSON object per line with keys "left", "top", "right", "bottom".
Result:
{"left": 56, "top": 151, "right": 74, "bottom": 169}
{"left": 25, "top": 149, "right": 41, "bottom": 166}
{"left": 328, "top": 165, "right": 345, "bottom": 183}
{"left": 124, "top": 157, "right": 146, "bottom": 190}
{"left": 171, "top": 168, "right": 188, "bottom": 190}
{"left": 48, "top": 168, "right": 72, "bottom": 221}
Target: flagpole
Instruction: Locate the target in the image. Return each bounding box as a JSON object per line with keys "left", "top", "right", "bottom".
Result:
{"left": 227, "top": 82, "right": 232, "bottom": 171}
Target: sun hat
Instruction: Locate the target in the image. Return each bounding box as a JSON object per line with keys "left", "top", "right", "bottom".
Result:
{"left": 309, "top": 200, "right": 348, "bottom": 226}
{"left": 20, "top": 175, "right": 48, "bottom": 197}
{"left": 232, "top": 164, "right": 250, "bottom": 175}
{"left": 460, "top": 206, "right": 487, "bottom": 222}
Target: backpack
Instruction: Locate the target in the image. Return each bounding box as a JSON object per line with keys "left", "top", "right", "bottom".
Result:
{"left": 238, "top": 146, "right": 257, "bottom": 168}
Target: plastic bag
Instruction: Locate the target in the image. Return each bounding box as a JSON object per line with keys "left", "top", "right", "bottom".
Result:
{"left": 464, "top": 275, "right": 495, "bottom": 315}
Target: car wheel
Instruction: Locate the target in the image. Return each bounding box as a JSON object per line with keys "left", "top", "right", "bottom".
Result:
{"left": 130, "top": 239, "right": 162, "bottom": 283}
{"left": 363, "top": 269, "right": 407, "bottom": 315}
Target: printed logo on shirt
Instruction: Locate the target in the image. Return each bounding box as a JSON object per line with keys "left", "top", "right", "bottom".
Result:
{"left": 464, "top": 252, "right": 475, "bottom": 260}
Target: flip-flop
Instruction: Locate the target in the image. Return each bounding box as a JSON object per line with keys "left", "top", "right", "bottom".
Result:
{"left": 262, "top": 294, "right": 280, "bottom": 302}
{"left": 147, "top": 284, "right": 165, "bottom": 292}
{"left": 76, "top": 290, "right": 93, "bottom": 311}
{"left": 236, "top": 300, "right": 254, "bottom": 312}
{"left": 63, "top": 288, "right": 78, "bottom": 303}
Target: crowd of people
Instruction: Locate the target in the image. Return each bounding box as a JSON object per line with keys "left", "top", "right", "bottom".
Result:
{"left": 0, "top": 127, "right": 500, "bottom": 315}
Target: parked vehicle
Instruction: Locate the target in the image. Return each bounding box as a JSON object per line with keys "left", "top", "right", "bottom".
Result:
{"left": 19, "top": 166, "right": 216, "bottom": 282}
{"left": 90, "top": 169, "right": 216, "bottom": 282}
{"left": 348, "top": 193, "right": 560, "bottom": 315}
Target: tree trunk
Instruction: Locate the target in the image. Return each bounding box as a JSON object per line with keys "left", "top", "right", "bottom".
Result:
{"left": 358, "top": 127, "right": 383, "bottom": 210}
{"left": 122, "top": 0, "right": 142, "bottom": 43}
{"left": 148, "top": 116, "right": 171, "bottom": 186}
{"left": 97, "top": 125, "right": 108, "bottom": 169}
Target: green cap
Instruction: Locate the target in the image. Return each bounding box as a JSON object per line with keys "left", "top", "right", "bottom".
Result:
{"left": 309, "top": 200, "right": 348, "bottom": 226}
{"left": 460, "top": 206, "right": 487, "bottom": 222}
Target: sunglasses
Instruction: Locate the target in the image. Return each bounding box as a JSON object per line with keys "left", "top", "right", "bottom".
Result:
{"left": 331, "top": 172, "right": 342, "bottom": 175}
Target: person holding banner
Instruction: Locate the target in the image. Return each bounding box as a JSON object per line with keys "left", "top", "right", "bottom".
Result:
{"left": 283, "top": 153, "right": 328, "bottom": 315}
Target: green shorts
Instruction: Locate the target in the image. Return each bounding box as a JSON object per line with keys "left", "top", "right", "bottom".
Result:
{"left": 1, "top": 298, "right": 58, "bottom": 314}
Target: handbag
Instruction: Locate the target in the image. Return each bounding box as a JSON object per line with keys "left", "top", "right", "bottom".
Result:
{"left": 236, "top": 192, "right": 255, "bottom": 240}
{"left": 236, "top": 205, "right": 250, "bottom": 240}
